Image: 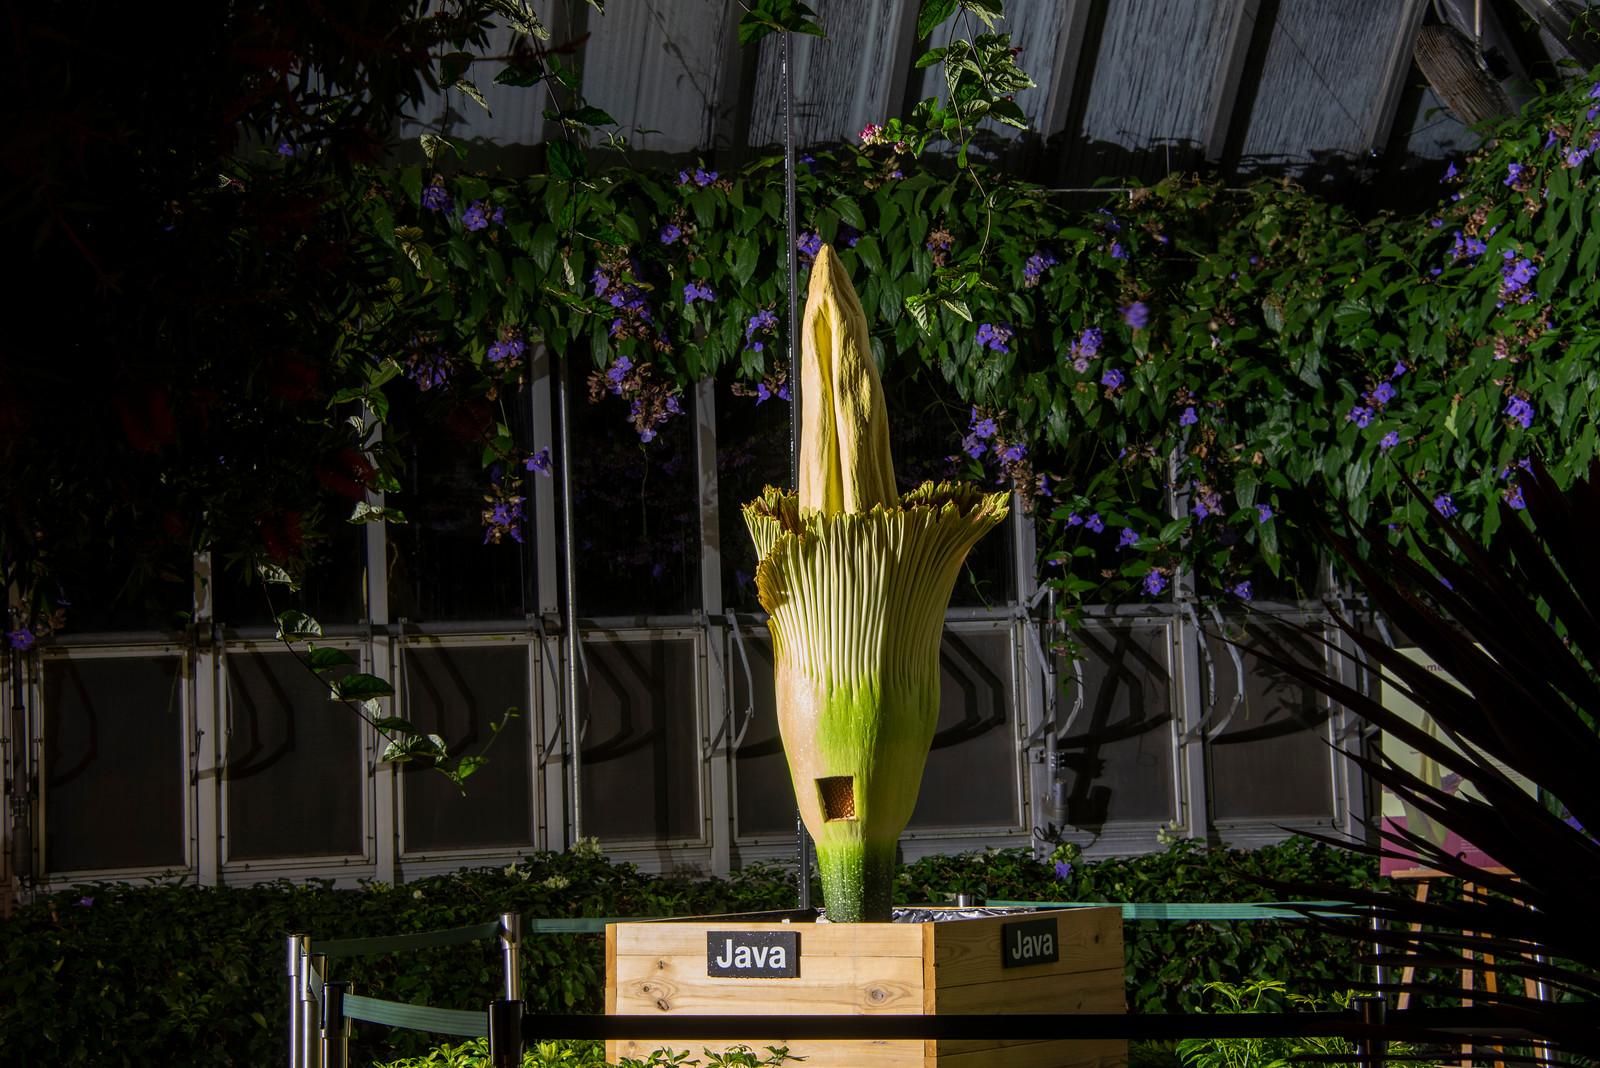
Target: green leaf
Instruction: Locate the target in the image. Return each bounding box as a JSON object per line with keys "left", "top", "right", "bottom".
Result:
{"left": 330, "top": 673, "right": 395, "bottom": 701}
{"left": 737, "top": 0, "right": 825, "bottom": 45}
{"left": 546, "top": 140, "right": 587, "bottom": 180}
{"left": 916, "top": 0, "right": 958, "bottom": 39}
{"left": 275, "top": 611, "right": 322, "bottom": 642}
{"left": 306, "top": 647, "right": 356, "bottom": 671}
{"left": 373, "top": 716, "right": 424, "bottom": 736}
{"left": 564, "top": 105, "right": 616, "bottom": 127}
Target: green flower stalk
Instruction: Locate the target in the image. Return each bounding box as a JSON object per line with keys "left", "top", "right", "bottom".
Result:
{"left": 743, "top": 245, "right": 1008, "bottom": 921}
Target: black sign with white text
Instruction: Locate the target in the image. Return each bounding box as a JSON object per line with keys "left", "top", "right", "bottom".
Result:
{"left": 706, "top": 930, "right": 801, "bottom": 978}
{"left": 1000, "top": 917, "right": 1059, "bottom": 968}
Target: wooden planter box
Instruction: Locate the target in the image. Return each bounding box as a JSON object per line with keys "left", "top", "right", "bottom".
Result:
{"left": 605, "top": 907, "right": 1125, "bottom": 1067}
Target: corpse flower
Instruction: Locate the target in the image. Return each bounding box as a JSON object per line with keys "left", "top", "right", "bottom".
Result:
{"left": 742, "top": 244, "right": 1009, "bottom": 921}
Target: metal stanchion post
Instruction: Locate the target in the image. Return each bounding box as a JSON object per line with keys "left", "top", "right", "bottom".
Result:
{"left": 489, "top": 998, "right": 526, "bottom": 1068}
{"left": 322, "top": 980, "right": 350, "bottom": 1068}
{"left": 1370, "top": 907, "right": 1386, "bottom": 992}
{"left": 302, "top": 953, "right": 325, "bottom": 1068}
{"left": 1356, "top": 995, "right": 1387, "bottom": 1068}
{"left": 489, "top": 911, "right": 526, "bottom": 1068}
{"left": 287, "top": 935, "right": 307, "bottom": 1068}
{"left": 500, "top": 912, "right": 523, "bottom": 1001}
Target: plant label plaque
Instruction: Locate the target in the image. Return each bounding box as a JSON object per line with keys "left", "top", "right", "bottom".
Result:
{"left": 706, "top": 930, "right": 800, "bottom": 978}
{"left": 1000, "top": 917, "right": 1059, "bottom": 968}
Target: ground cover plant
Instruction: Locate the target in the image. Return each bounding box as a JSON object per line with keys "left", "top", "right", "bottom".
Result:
{"left": 0, "top": 837, "right": 1373, "bottom": 1066}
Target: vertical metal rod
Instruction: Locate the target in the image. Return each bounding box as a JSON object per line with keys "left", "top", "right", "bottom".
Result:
{"left": 1356, "top": 995, "right": 1387, "bottom": 1068}
{"left": 557, "top": 356, "right": 583, "bottom": 847}
{"left": 489, "top": 997, "right": 526, "bottom": 1068}
{"left": 1370, "top": 907, "right": 1386, "bottom": 992}
{"left": 500, "top": 911, "right": 523, "bottom": 1001}
{"left": 301, "top": 953, "right": 325, "bottom": 1068}
{"left": 781, "top": 28, "right": 813, "bottom": 913}
{"left": 322, "top": 980, "right": 349, "bottom": 1068}
{"left": 287, "top": 935, "right": 306, "bottom": 1068}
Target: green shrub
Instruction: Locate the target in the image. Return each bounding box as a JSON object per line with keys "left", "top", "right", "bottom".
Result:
{"left": 372, "top": 1038, "right": 793, "bottom": 1067}
{"left": 0, "top": 838, "right": 1375, "bottom": 1066}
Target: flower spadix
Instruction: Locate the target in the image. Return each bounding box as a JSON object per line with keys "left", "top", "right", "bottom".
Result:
{"left": 743, "top": 244, "right": 1009, "bottom": 922}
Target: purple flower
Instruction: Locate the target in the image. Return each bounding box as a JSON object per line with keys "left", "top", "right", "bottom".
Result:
{"left": 462, "top": 200, "right": 490, "bottom": 231}
{"left": 837, "top": 224, "right": 861, "bottom": 248}
{"left": 1442, "top": 161, "right": 1458, "bottom": 181}
{"left": 1450, "top": 231, "right": 1487, "bottom": 261}
{"left": 1380, "top": 430, "right": 1400, "bottom": 450}
{"left": 1036, "top": 473, "right": 1052, "bottom": 497}
{"left": 684, "top": 281, "right": 716, "bottom": 304}
{"left": 1391, "top": 361, "right": 1407, "bottom": 378}
{"left": 1085, "top": 513, "right": 1104, "bottom": 533}
{"left": 76, "top": 896, "right": 94, "bottom": 908}
{"left": 1256, "top": 503, "right": 1273, "bottom": 523}
{"left": 590, "top": 269, "right": 611, "bottom": 296}
{"left": 524, "top": 448, "right": 552, "bottom": 476}
{"left": 1118, "top": 527, "right": 1139, "bottom": 549}
{"left": 1506, "top": 484, "right": 1526, "bottom": 510}
{"left": 1505, "top": 395, "right": 1534, "bottom": 429}
{"left": 1101, "top": 368, "right": 1125, "bottom": 390}
{"left": 490, "top": 206, "right": 505, "bottom": 225}
{"left": 1434, "top": 493, "right": 1458, "bottom": 518}
{"left": 660, "top": 223, "right": 683, "bottom": 244}
{"left": 1143, "top": 569, "right": 1168, "bottom": 596}
{"left": 1179, "top": 406, "right": 1198, "bottom": 427}
{"left": 755, "top": 382, "right": 773, "bottom": 405}
{"left": 1054, "top": 860, "right": 1073, "bottom": 879}
{"left": 680, "top": 167, "right": 718, "bottom": 188}
{"left": 1369, "top": 381, "right": 1396, "bottom": 406}
{"left": 1122, "top": 301, "right": 1150, "bottom": 330}
{"left": 1110, "top": 242, "right": 1126, "bottom": 260}
{"left": 1348, "top": 406, "right": 1373, "bottom": 428}
{"left": 962, "top": 433, "right": 985, "bottom": 459}
{"left": 1231, "top": 581, "right": 1253, "bottom": 601}
{"left": 605, "top": 355, "right": 633, "bottom": 394}
{"left": 1023, "top": 249, "right": 1058, "bottom": 281}
{"left": 276, "top": 141, "right": 295, "bottom": 157}
{"left": 997, "top": 441, "right": 1026, "bottom": 464}
{"left": 796, "top": 231, "right": 822, "bottom": 260}
{"left": 6, "top": 628, "right": 35, "bottom": 651}
{"left": 975, "top": 323, "right": 1013, "bottom": 353}
{"left": 971, "top": 410, "right": 998, "bottom": 439}
{"left": 1067, "top": 513, "right": 1083, "bottom": 526}
{"left": 1073, "top": 327, "right": 1103, "bottom": 360}
{"left": 1504, "top": 162, "right": 1525, "bottom": 186}
{"left": 421, "top": 183, "right": 452, "bottom": 213}
{"left": 486, "top": 337, "right": 526, "bottom": 364}
{"left": 1192, "top": 498, "right": 1211, "bottom": 520}
{"left": 745, "top": 309, "right": 778, "bottom": 339}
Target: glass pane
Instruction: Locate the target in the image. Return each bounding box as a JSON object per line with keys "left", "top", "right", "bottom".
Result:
{"left": 49, "top": 543, "right": 192, "bottom": 634}
{"left": 1054, "top": 626, "right": 1175, "bottom": 827}
{"left": 224, "top": 649, "right": 363, "bottom": 860}
{"left": 1208, "top": 623, "right": 1336, "bottom": 820}
{"left": 715, "top": 375, "right": 791, "bottom": 615}
{"left": 580, "top": 636, "right": 700, "bottom": 841}
{"left": 728, "top": 631, "right": 796, "bottom": 838}
{"left": 386, "top": 385, "right": 536, "bottom": 623}
{"left": 570, "top": 383, "right": 700, "bottom": 617}
{"left": 882, "top": 376, "right": 1014, "bottom": 607}
{"left": 401, "top": 645, "right": 532, "bottom": 851}
{"left": 43, "top": 656, "right": 185, "bottom": 871}
{"left": 213, "top": 523, "right": 367, "bottom": 628}
{"left": 910, "top": 628, "right": 1018, "bottom": 828}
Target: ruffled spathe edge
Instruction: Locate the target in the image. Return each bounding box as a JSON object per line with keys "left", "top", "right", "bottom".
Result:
{"left": 741, "top": 481, "right": 1009, "bottom": 683}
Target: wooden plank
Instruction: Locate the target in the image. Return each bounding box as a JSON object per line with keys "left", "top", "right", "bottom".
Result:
{"left": 930, "top": 908, "right": 1122, "bottom": 989}
{"left": 1204, "top": 0, "right": 1262, "bottom": 162}
{"left": 579, "top": 0, "right": 732, "bottom": 154}
{"left": 604, "top": 924, "right": 618, "bottom": 1015}
{"left": 609, "top": 1036, "right": 923, "bottom": 1067}
{"left": 745, "top": 0, "right": 907, "bottom": 147}
{"left": 1236, "top": 0, "right": 1424, "bottom": 166}
{"left": 613, "top": 953, "right": 925, "bottom": 1014}
{"left": 1364, "top": 0, "right": 1430, "bottom": 155}
{"left": 612, "top": 920, "right": 924, "bottom": 958}
{"left": 931, "top": 966, "right": 1127, "bottom": 1014}
{"left": 934, "top": 1037, "right": 1127, "bottom": 1067}
{"left": 1076, "top": 0, "right": 1240, "bottom": 165}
